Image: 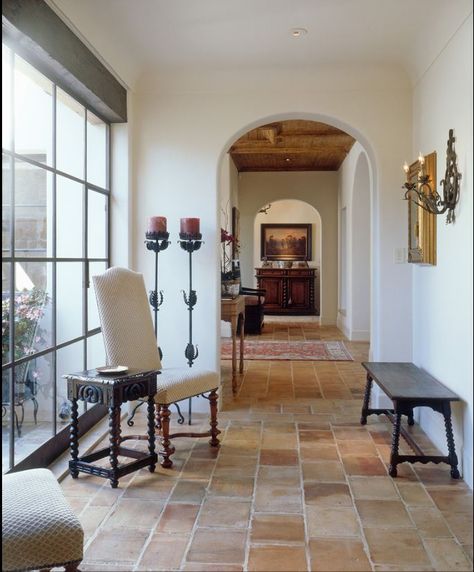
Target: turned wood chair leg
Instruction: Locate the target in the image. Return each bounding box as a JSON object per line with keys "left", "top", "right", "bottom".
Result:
{"left": 159, "top": 403, "right": 175, "bottom": 468}
{"left": 155, "top": 403, "right": 162, "bottom": 430}
{"left": 208, "top": 389, "right": 220, "bottom": 447}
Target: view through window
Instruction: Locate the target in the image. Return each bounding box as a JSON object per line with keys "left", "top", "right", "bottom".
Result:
{"left": 2, "top": 44, "right": 110, "bottom": 471}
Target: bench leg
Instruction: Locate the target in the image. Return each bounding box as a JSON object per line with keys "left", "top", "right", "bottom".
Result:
{"left": 388, "top": 412, "right": 402, "bottom": 477}
{"left": 443, "top": 402, "right": 460, "bottom": 479}
{"left": 360, "top": 374, "right": 373, "bottom": 425}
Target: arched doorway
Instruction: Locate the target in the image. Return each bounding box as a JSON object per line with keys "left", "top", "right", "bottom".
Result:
{"left": 217, "top": 114, "right": 377, "bottom": 355}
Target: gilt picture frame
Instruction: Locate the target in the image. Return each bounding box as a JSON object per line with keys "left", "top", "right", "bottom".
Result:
{"left": 407, "top": 152, "right": 437, "bottom": 265}
{"left": 260, "top": 223, "right": 312, "bottom": 261}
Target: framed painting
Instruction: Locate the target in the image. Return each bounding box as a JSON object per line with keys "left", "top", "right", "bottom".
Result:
{"left": 261, "top": 223, "right": 312, "bottom": 261}
{"left": 231, "top": 206, "right": 240, "bottom": 260}
{"left": 407, "top": 151, "right": 437, "bottom": 265}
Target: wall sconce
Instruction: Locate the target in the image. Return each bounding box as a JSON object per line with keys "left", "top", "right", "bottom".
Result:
{"left": 403, "top": 129, "right": 461, "bottom": 224}
{"left": 258, "top": 203, "right": 272, "bottom": 215}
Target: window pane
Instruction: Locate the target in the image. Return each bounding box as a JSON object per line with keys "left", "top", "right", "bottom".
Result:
{"left": 13, "top": 261, "right": 53, "bottom": 360}
{"left": 87, "top": 111, "right": 107, "bottom": 188}
{"left": 57, "top": 341, "right": 85, "bottom": 426}
{"left": 88, "top": 261, "right": 107, "bottom": 331}
{"left": 88, "top": 191, "right": 108, "bottom": 259}
{"left": 2, "top": 45, "right": 12, "bottom": 150}
{"left": 57, "top": 262, "right": 83, "bottom": 344}
{"left": 56, "top": 176, "right": 84, "bottom": 258}
{"left": 2, "top": 368, "right": 12, "bottom": 472}
{"left": 14, "top": 56, "right": 53, "bottom": 165}
{"left": 87, "top": 334, "right": 106, "bottom": 370}
{"left": 56, "top": 88, "right": 85, "bottom": 179}
{"left": 2, "top": 262, "right": 11, "bottom": 365}
{"left": 2, "top": 154, "right": 12, "bottom": 257}
{"left": 14, "top": 352, "right": 54, "bottom": 467}
{"left": 15, "top": 160, "right": 53, "bottom": 258}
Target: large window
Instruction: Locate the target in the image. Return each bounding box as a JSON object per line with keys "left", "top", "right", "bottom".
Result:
{"left": 2, "top": 44, "right": 110, "bottom": 472}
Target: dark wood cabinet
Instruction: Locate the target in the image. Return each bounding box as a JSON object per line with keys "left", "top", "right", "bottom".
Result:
{"left": 256, "top": 268, "right": 317, "bottom": 315}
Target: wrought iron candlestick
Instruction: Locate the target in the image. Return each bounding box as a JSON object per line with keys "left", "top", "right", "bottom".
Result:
{"left": 179, "top": 232, "right": 203, "bottom": 366}
{"left": 179, "top": 232, "right": 203, "bottom": 425}
{"left": 145, "top": 230, "right": 170, "bottom": 354}
{"left": 128, "top": 230, "right": 188, "bottom": 427}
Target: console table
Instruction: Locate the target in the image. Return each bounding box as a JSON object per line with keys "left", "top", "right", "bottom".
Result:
{"left": 361, "top": 362, "right": 460, "bottom": 478}
{"left": 221, "top": 296, "right": 245, "bottom": 393}
{"left": 64, "top": 368, "right": 158, "bottom": 488}
{"left": 256, "top": 267, "right": 317, "bottom": 315}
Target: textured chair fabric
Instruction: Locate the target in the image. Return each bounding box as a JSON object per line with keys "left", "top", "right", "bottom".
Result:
{"left": 93, "top": 266, "right": 162, "bottom": 372}
{"left": 2, "top": 468, "right": 83, "bottom": 572}
{"left": 157, "top": 368, "right": 218, "bottom": 403}
{"left": 92, "top": 267, "right": 218, "bottom": 405}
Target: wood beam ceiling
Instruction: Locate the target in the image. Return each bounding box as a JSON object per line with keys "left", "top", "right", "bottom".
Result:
{"left": 229, "top": 120, "right": 355, "bottom": 172}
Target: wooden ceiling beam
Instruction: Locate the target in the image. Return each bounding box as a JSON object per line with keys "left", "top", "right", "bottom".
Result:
{"left": 230, "top": 146, "right": 350, "bottom": 155}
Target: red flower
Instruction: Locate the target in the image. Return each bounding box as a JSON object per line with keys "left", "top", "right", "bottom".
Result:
{"left": 221, "top": 228, "right": 238, "bottom": 245}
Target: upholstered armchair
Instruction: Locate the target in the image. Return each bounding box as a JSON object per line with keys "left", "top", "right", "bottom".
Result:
{"left": 93, "top": 267, "right": 220, "bottom": 468}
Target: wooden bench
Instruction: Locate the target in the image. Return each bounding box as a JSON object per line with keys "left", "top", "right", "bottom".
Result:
{"left": 360, "top": 362, "right": 461, "bottom": 478}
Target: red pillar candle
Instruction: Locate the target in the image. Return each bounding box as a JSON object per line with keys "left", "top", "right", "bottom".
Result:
{"left": 147, "top": 216, "right": 167, "bottom": 233}
{"left": 180, "top": 217, "right": 200, "bottom": 236}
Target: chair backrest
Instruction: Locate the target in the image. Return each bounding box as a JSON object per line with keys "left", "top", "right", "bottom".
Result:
{"left": 92, "top": 267, "right": 161, "bottom": 371}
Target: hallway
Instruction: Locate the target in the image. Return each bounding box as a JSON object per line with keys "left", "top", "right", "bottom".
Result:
{"left": 60, "top": 323, "right": 473, "bottom": 571}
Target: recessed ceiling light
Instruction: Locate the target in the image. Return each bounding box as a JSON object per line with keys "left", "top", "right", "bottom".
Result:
{"left": 290, "top": 28, "right": 308, "bottom": 38}
{"left": 285, "top": 158, "right": 291, "bottom": 162}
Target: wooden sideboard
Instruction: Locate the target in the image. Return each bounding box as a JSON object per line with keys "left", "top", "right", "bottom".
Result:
{"left": 256, "top": 267, "right": 318, "bottom": 315}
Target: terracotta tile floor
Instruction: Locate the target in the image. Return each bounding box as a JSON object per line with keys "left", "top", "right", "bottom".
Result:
{"left": 60, "top": 322, "right": 473, "bottom": 572}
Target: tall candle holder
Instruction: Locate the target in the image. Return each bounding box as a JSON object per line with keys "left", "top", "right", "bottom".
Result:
{"left": 179, "top": 231, "right": 203, "bottom": 425}
{"left": 127, "top": 229, "right": 185, "bottom": 427}
{"left": 179, "top": 232, "right": 203, "bottom": 366}
{"left": 145, "top": 230, "right": 170, "bottom": 349}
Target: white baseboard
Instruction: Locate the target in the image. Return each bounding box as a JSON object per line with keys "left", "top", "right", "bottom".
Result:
{"left": 320, "top": 316, "right": 338, "bottom": 326}
{"left": 349, "top": 329, "right": 370, "bottom": 342}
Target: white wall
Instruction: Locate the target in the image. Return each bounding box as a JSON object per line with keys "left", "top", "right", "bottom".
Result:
{"left": 131, "top": 68, "right": 413, "bottom": 380}
{"left": 239, "top": 174, "right": 334, "bottom": 320}
{"left": 412, "top": 15, "right": 473, "bottom": 487}
{"left": 338, "top": 143, "right": 371, "bottom": 341}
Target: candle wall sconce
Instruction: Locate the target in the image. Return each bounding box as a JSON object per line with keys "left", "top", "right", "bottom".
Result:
{"left": 403, "top": 129, "right": 462, "bottom": 224}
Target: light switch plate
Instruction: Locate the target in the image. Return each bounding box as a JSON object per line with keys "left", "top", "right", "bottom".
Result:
{"left": 394, "top": 248, "right": 406, "bottom": 264}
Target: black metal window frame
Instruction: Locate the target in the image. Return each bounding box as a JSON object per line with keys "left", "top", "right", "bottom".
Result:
{"left": 2, "top": 44, "right": 111, "bottom": 472}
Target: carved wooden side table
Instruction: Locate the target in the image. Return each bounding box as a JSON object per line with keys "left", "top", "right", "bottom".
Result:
{"left": 64, "top": 369, "right": 158, "bottom": 488}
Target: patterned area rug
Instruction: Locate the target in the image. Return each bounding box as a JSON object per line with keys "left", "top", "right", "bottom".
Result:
{"left": 221, "top": 339, "right": 353, "bottom": 361}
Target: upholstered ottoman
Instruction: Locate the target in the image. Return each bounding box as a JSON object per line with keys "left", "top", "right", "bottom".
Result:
{"left": 2, "top": 468, "right": 83, "bottom": 572}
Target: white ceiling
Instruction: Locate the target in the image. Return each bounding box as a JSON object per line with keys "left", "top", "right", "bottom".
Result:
{"left": 50, "top": 0, "right": 472, "bottom": 90}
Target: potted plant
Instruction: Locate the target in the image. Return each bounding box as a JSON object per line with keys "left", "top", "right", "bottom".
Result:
{"left": 221, "top": 228, "right": 240, "bottom": 298}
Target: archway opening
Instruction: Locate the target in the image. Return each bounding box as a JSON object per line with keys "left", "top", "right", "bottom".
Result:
{"left": 217, "top": 114, "right": 377, "bottom": 358}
